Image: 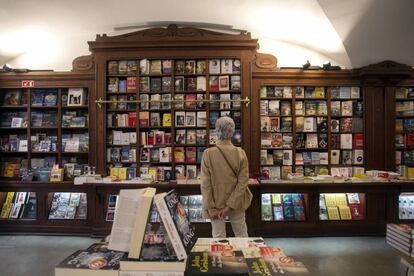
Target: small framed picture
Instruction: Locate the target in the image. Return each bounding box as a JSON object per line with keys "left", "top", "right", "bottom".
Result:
{"left": 67, "top": 88, "right": 85, "bottom": 106}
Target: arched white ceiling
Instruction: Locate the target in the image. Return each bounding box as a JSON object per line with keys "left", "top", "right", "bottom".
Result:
{"left": 0, "top": 0, "right": 411, "bottom": 71}
{"left": 318, "top": 0, "right": 414, "bottom": 68}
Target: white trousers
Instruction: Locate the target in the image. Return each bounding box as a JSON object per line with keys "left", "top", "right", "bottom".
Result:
{"left": 210, "top": 210, "right": 248, "bottom": 238}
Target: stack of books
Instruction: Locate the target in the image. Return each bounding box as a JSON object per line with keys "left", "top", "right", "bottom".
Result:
{"left": 386, "top": 223, "right": 414, "bottom": 256}
{"left": 55, "top": 188, "right": 197, "bottom": 276}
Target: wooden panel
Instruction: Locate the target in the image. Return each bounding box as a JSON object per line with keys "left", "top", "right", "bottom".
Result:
{"left": 364, "top": 87, "right": 387, "bottom": 170}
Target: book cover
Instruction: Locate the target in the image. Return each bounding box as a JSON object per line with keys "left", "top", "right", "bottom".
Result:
{"left": 154, "top": 190, "right": 197, "bottom": 260}
{"left": 186, "top": 250, "right": 249, "bottom": 275}
{"left": 55, "top": 249, "right": 125, "bottom": 276}
{"left": 43, "top": 90, "right": 58, "bottom": 106}
{"left": 209, "top": 59, "right": 221, "bottom": 74}
{"left": 338, "top": 206, "right": 352, "bottom": 220}
{"left": 108, "top": 188, "right": 156, "bottom": 258}
{"left": 2, "top": 90, "right": 22, "bottom": 106}
{"left": 31, "top": 90, "right": 45, "bottom": 106}
{"left": 209, "top": 76, "right": 219, "bottom": 92}
{"left": 327, "top": 206, "right": 340, "bottom": 220}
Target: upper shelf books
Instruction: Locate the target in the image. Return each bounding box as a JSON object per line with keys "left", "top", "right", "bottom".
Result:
{"left": 1, "top": 89, "right": 27, "bottom": 106}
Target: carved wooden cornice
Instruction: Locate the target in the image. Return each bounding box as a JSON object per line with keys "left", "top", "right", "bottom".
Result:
{"left": 72, "top": 55, "right": 95, "bottom": 73}
{"left": 88, "top": 24, "right": 258, "bottom": 50}
{"left": 252, "top": 52, "right": 278, "bottom": 72}
{"left": 352, "top": 60, "right": 414, "bottom": 86}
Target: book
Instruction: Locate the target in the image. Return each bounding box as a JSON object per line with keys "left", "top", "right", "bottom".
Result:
{"left": 108, "top": 187, "right": 156, "bottom": 258}
{"left": 43, "top": 90, "right": 58, "bottom": 106}
{"left": 327, "top": 206, "right": 340, "bottom": 220}
{"left": 55, "top": 249, "right": 126, "bottom": 276}
{"left": 67, "top": 88, "right": 85, "bottom": 106}
{"left": 196, "top": 60, "right": 206, "bottom": 74}
{"left": 186, "top": 250, "right": 249, "bottom": 275}
{"left": 209, "top": 59, "right": 221, "bottom": 74}
{"left": 154, "top": 190, "right": 197, "bottom": 260}
{"left": 31, "top": 90, "right": 45, "bottom": 106}
{"left": 2, "top": 90, "right": 21, "bottom": 106}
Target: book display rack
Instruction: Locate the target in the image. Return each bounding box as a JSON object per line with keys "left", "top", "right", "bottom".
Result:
{"left": 259, "top": 85, "right": 363, "bottom": 180}
{"left": 0, "top": 87, "right": 89, "bottom": 181}
{"left": 395, "top": 87, "right": 414, "bottom": 178}
{"left": 103, "top": 58, "right": 245, "bottom": 183}
{"left": 0, "top": 25, "right": 414, "bottom": 237}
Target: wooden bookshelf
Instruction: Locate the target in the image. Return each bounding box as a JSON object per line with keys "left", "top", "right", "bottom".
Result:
{"left": 395, "top": 87, "right": 414, "bottom": 178}
{"left": 0, "top": 26, "right": 414, "bottom": 236}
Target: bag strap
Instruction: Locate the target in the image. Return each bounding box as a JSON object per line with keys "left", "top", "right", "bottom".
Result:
{"left": 216, "top": 146, "right": 238, "bottom": 177}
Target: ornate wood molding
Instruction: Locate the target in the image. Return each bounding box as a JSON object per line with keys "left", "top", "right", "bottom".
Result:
{"left": 72, "top": 55, "right": 95, "bottom": 72}
{"left": 352, "top": 60, "right": 414, "bottom": 85}
{"left": 89, "top": 24, "right": 258, "bottom": 50}
{"left": 252, "top": 52, "right": 278, "bottom": 72}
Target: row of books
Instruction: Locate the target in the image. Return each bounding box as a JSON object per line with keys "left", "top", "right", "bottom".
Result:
{"left": 261, "top": 117, "right": 292, "bottom": 133}
{"left": 319, "top": 193, "right": 364, "bottom": 220}
{"left": 261, "top": 193, "right": 306, "bottom": 221}
{"left": 0, "top": 192, "right": 36, "bottom": 219}
{"left": 108, "top": 77, "right": 137, "bottom": 93}
{"left": 107, "top": 147, "right": 138, "bottom": 163}
{"left": 174, "top": 111, "right": 205, "bottom": 127}
{"left": 331, "top": 101, "right": 363, "bottom": 117}
{"left": 106, "top": 110, "right": 241, "bottom": 129}
{"left": 31, "top": 88, "right": 87, "bottom": 107}
{"left": 139, "top": 147, "right": 171, "bottom": 163}
{"left": 396, "top": 101, "right": 414, "bottom": 117}
{"left": 62, "top": 111, "right": 88, "bottom": 128}
{"left": 294, "top": 149, "right": 363, "bottom": 166}
{"left": 261, "top": 86, "right": 361, "bottom": 99}
{"left": 397, "top": 165, "right": 414, "bottom": 179}
{"left": 396, "top": 87, "right": 414, "bottom": 99}
{"left": 331, "top": 118, "right": 363, "bottom": 133}
{"left": 0, "top": 134, "right": 28, "bottom": 152}
{"left": 2, "top": 88, "right": 87, "bottom": 106}
{"left": 109, "top": 75, "right": 241, "bottom": 93}
{"left": 108, "top": 166, "right": 138, "bottom": 180}
{"left": 261, "top": 133, "right": 332, "bottom": 149}
{"left": 112, "top": 75, "right": 241, "bottom": 93}
{"left": 396, "top": 118, "right": 414, "bottom": 132}
{"left": 396, "top": 133, "right": 414, "bottom": 148}
{"left": 396, "top": 150, "right": 414, "bottom": 165}
{"left": 174, "top": 146, "right": 205, "bottom": 163}
{"left": 108, "top": 130, "right": 239, "bottom": 148}
{"left": 107, "top": 93, "right": 241, "bottom": 111}
{"left": 175, "top": 129, "right": 207, "bottom": 145}
{"left": 108, "top": 131, "right": 138, "bottom": 145}
{"left": 260, "top": 165, "right": 365, "bottom": 180}
{"left": 0, "top": 111, "right": 28, "bottom": 128}
{"left": 0, "top": 156, "right": 87, "bottom": 180}
{"left": 31, "top": 134, "right": 57, "bottom": 152}
{"left": 62, "top": 134, "right": 89, "bottom": 153}
{"left": 31, "top": 111, "right": 58, "bottom": 127}
{"left": 108, "top": 58, "right": 241, "bottom": 76}
{"left": 0, "top": 112, "right": 88, "bottom": 128}
{"left": 178, "top": 195, "right": 208, "bottom": 222}
{"left": 48, "top": 192, "right": 87, "bottom": 220}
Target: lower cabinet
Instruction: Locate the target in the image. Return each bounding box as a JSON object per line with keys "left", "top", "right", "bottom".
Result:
{"left": 0, "top": 181, "right": 412, "bottom": 237}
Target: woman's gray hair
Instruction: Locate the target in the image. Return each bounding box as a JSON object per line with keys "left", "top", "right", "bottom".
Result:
{"left": 215, "top": 117, "right": 235, "bottom": 140}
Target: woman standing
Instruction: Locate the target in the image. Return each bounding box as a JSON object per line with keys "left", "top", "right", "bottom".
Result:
{"left": 201, "top": 117, "right": 252, "bottom": 238}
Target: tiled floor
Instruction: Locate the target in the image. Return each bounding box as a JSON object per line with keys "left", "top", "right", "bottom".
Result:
{"left": 0, "top": 235, "right": 406, "bottom": 276}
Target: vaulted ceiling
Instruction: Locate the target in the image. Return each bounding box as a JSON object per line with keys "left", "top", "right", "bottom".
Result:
{"left": 0, "top": 0, "right": 413, "bottom": 71}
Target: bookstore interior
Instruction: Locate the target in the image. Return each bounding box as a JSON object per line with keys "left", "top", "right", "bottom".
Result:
{"left": 1, "top": 20, "right": 414, "bottom": 275}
